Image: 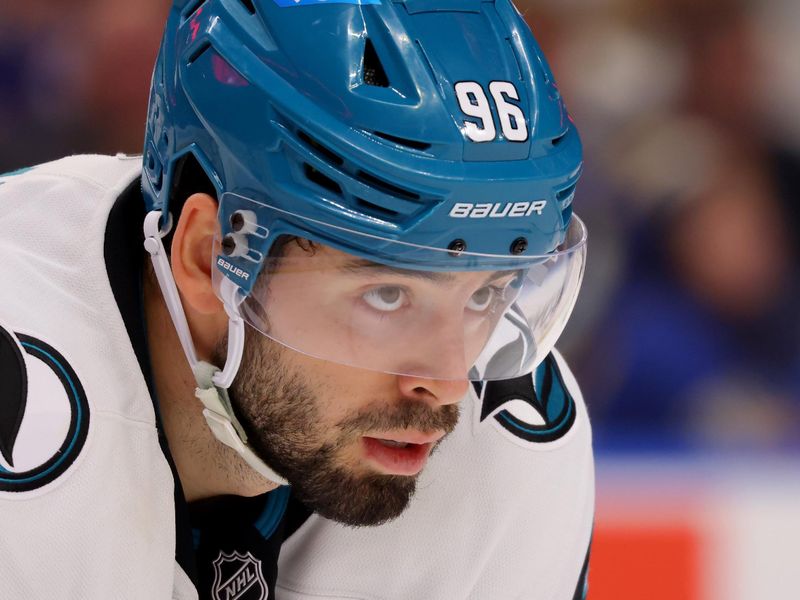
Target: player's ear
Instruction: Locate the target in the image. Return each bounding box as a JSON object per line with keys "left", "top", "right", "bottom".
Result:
{"left": 170, "top": 193, "right": 224, "bottom": 316}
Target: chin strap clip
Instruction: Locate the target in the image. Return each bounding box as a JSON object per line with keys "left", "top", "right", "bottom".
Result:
{"left": 194, "top": 362, "right": 289, "bottom": 486}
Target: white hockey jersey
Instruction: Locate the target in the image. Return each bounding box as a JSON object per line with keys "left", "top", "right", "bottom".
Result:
{"left": 0, "top": 155, "right": 594, "bottom": 600}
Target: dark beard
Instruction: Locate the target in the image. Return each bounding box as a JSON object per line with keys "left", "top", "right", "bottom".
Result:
{"left": 215, "top": 328, "right": 460, "bottom": 527}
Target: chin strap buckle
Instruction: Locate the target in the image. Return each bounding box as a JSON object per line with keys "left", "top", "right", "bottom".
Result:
{"left": 194, "top": 361, "right": 289, "bottom": 486}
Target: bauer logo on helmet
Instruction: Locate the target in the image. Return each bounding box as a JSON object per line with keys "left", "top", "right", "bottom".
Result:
{"left": 449, "top": 201, "right": 547, "bottom": 219}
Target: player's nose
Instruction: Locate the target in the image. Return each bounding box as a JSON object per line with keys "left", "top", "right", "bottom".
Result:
{"left": 393, "top": 319, "right": 471, "bottom": 407}
{"left": 395, "top": 373, "right": 469, "bottom": 408}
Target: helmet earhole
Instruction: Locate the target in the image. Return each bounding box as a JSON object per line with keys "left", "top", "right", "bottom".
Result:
{"left": 230, "top": 209, "right": 265, "bottom": 237}
{"left": 230, "top": 212, "right": 246, "bottom": 232}
{"left": 221, "top": 235, "right": 237, "bottom": 256}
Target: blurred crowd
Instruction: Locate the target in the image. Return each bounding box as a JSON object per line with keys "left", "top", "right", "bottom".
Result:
{"left": 2, "top": 0, "right": 798, "bottom": 454}
{"left": 0, "top": 0, "right": 168, "bottom": 169}
{"left": 531, "top": 0, "right": 800, "bottom": 454}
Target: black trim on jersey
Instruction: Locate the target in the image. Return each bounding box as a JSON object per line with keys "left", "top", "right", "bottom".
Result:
{"left": 104, "top": 179, "right": 155, "bottom": 400}
{"left": 104, "top": 179, "right": 199, "bottom": 586}
{"left": 572, "top": 535, "right": 592, "bottom": 600}
{"left": 190, "top": 490, "right": 290, "bottom": 600}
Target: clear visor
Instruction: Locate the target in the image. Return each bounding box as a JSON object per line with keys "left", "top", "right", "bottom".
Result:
{"left": 213, "top": 195, "right": 587, "bottom": 381}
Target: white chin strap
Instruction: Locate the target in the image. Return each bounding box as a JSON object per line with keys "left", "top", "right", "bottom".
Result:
{"left": 143, "top": 210, "right": 288, "bottom": 486}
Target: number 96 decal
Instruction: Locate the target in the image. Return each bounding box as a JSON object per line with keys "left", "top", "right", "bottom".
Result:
{"left": 454, "top": 81, "right": 528, "bottom": 143}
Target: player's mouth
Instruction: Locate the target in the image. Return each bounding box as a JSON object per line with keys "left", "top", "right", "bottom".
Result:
{"left": 361, "top": 431, "right": 445, "bottom": 476}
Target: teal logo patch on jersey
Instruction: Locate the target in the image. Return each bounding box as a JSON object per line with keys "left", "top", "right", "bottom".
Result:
{"left": 212, "top": 550, "right": 269, "bottom": 600}
{"left": 473, "top": 354, "right": 576, "bottom": 444}
{"left": 0, "top": 324, "right": 89, "bottom": 492}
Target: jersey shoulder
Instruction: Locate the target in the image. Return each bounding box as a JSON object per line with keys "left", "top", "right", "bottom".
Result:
{"left": 0, "top": 154, "right": 179, "bottom": 597}
{"left": 0, "top": 152, "right": 155, "bottom": 487}
{"left": 0, "top": 153, "right": 142, "bottom": 193}
{"left": 0, "top": 154, "right": 142, "bottom": 251}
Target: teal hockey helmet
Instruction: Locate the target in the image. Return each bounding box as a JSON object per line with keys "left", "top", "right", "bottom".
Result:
{"left": 142, "top": 0, "right": 587, "bottom": 383}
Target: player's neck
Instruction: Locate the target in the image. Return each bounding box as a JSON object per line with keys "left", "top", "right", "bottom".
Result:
{"left": 142, "top": 265, "right": 277, "bottom": 502}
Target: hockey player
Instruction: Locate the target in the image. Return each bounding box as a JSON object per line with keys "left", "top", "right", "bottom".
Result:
{"left": 0, "top": 1, "right": 593, "bottom": 599}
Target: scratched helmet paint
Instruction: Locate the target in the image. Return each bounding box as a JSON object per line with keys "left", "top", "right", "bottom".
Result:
{"left": 142, "top": 0, "right": 587, "bottom": 381}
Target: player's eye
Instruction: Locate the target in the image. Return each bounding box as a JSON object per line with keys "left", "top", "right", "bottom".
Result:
{"left": 362, "top": 286, "right": 407, "bottom": 312}
{"left": 466, "top": 285, "right": 501, "bottom": 312}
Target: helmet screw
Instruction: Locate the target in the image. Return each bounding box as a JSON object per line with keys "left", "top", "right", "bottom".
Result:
{"left": 230, "top": 211, "right": 246, "bottom": 233}
{"left": 510, "top": 237, "right": 528, "bottom": 255}
{"left": 221, "top": 235, "right": 237, "bottom": 256}
{"left": 448, "top": 239, "right": 467, "bottom": 256}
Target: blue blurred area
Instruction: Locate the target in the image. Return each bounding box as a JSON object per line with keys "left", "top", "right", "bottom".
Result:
{"left": 1, "top": 0, "right": 798, "bottom": 455}
{"left": 586, "top": 199, "right": 800, "bottom": 454}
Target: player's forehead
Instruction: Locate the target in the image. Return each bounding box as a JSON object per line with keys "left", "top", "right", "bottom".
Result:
{"left": 277, "top": 237, "right": 512, "bottom": 285}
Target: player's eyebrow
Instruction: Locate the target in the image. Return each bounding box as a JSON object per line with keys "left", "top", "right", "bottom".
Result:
{"left": 339, "top": 259, "right": 457, "bottom": 283}
{"left": 339, "top": 259, "right": 517, "bottom": 286}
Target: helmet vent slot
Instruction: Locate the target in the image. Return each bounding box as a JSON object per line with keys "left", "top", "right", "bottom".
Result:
{"left": 304, "top": 164, "right": 343, "bottom": 196}
{"left": 182, "top": 0, "right": 206, "bottom": 19}
{"left": 355, "top": 198, "right": 400, "bottom": 219}
{"left": 187, "top": 42, "right": 211, "bottom": 66}
{"left": 239, "top": 0, "right": 257, "bottom": 15}
{"left": 551, "top": 132, "right": 567, "bottom": 147}
{"left": 373, "top": 131, "right": 431, "bottom": 152}
{"left": 297, "top": 131, "right": 344, "bottom": 167}
{"left": 356, "top": 170, "right": 420, "bottom": 202}
{"left": 363, "top": 39, "right": 390, "bottom": 88}
{"left": 556, "top": 183, "right": 576, "bottom": 207}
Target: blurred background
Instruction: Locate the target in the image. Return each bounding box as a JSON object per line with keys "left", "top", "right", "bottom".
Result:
{"left": 2, "top": 0, "right": 798, "bottom": 598}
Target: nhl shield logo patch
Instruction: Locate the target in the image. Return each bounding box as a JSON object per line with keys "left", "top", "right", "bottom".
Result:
{"left": 212, "top": 551, "right": 269, "bottom": 600}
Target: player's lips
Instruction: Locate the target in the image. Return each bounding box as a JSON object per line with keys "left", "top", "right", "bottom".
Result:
{"left": 361, "top": 431, "right": 445, "bottom": 476}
